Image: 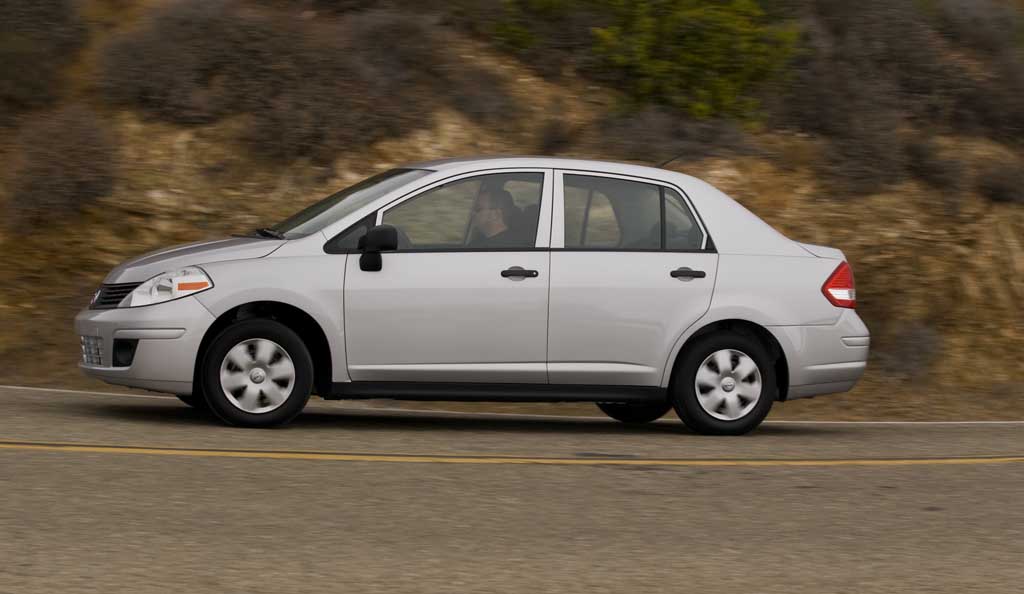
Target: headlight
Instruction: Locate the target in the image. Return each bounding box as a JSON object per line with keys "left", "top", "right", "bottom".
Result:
{"left": 119, "top": 266, "right": 214, "bottom": 308}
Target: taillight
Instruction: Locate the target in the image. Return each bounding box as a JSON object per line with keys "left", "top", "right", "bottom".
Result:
{"left": 822, "top": 261, "right": 856, "bottom": 308}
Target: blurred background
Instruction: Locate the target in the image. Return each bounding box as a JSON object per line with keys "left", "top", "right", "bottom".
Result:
{"left": 0, "top": 0, "right": 1021, "bottom": 419}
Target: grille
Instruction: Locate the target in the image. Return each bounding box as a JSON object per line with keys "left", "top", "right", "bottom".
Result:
{"left": 81, "top": 336, "right": 103, "bottom": 366}
{"left": 91, "top": 282, "right": 141, "bottom": 309}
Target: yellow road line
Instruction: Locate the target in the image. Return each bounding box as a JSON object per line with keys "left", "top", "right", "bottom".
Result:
{"left": 1, "top": 440, "right": 1023, "bottom": 467}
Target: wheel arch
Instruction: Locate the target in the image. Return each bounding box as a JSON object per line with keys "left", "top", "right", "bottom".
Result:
{"left": 665, "top": 318, "right": 790, "bottom": 401}
{"left": 193, "top": 301, "right": 334, "bottom": 397}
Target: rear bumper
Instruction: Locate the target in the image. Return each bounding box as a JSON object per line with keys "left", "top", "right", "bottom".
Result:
{"left": 74, "top": 297, "right": 216, "bottom": 396}
{"left": 769, "top": 309, "right": 870, "bottom": 400}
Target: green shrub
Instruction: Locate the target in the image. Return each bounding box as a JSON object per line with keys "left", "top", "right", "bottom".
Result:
{"left": 589, "top": 0, "right": 797, "bottom": 118}
{"left": 0, "top": 0, "right": 86, "bottom": 122}
{"left": 6, "top": 106, "right": 117, "bottom": 228}
{"left": 484, "top": 0, "right": 797, "bottom": 117}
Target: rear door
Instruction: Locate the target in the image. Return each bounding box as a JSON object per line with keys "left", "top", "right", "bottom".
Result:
{"left": 344, "top": 170, "right": 553, "bottom": 384}
{"left": 547, "top": 171, "right": 718, "bottom": 386}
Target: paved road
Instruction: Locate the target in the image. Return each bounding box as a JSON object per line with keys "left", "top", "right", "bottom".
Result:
{"left": 1, "top": 386, "right": 1022, "bottom": 593}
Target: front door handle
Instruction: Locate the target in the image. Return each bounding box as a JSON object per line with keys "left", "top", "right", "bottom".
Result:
{"left": 671, "top": 267, "right": 706, "bottom": 279}
{"left": 501, "top": 266, "right": 539, "bottom": 279}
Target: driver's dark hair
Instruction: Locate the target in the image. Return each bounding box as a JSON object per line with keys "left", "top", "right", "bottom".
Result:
{"left": 480, "top": 187, "right": 517, "bottom": 218}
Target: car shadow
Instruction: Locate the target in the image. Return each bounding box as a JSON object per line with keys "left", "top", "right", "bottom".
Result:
{"left": 76, "top": 400, "right": 833, "bottom": 437}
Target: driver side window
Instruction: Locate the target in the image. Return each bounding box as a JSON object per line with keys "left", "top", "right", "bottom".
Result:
{"left": 382, "top": 173, "right": 544, "bottom": 250}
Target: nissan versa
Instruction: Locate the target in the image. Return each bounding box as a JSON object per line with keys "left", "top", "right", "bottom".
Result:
{"left": 75, "top": 157, "right": 869, "bottom": 434}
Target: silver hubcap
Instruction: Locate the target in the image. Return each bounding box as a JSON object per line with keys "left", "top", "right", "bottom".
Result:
{"left": 219, "top": 338, "right": 295, "bottom": 414}
{"left": 694, "top": 349, "right": 762, "bottom": 421}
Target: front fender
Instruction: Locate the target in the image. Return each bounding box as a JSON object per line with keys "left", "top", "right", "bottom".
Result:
{"left": 195, "top": 255, "right": 349, "bottom": 382}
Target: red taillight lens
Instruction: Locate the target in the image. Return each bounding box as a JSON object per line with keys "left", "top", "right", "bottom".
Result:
{"left": 822, "top": 261, "right": 856, "bottom": 308}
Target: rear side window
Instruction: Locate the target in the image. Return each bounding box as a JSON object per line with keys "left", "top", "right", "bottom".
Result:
{"left": 562, "top": 174, "right": 704, "bottom": 251}
{"left": 664, "top": 187, "right": 704, "bottom": 250}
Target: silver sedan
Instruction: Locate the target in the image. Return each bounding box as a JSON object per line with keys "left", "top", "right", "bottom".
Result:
{"left": 75, "top": 156, "right": 869, "bottom": 434}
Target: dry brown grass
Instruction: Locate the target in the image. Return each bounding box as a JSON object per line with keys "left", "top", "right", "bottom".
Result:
{"left": 1, "top": 3, "right": 1022, "bottom": 420}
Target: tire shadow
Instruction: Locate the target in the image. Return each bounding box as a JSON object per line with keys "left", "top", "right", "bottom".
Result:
{"left": 74, "top": 400, "right": 836, "bottom": 437}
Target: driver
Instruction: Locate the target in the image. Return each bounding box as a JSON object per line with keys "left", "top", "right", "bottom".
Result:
{"left": 468, "top": 187, "right": 526, "bottom": 248}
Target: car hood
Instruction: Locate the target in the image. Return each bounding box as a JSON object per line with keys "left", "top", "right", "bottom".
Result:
{"left": 104, "top": 237, "right": 285, "bottom": 283}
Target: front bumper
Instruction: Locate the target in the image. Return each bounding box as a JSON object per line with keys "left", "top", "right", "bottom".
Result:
{"left": 74, "top": 296, "right": 216, "bottom": 396}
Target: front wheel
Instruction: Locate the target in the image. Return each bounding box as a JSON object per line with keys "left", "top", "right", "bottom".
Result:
{"left": 201, "top": 319, "right": 313, "bottom": 428}
{"left": 596, "top": 401, "right": 672, "bottom": 424}
{"left": 670, "top": 331, "right": 776, "bottom": 435}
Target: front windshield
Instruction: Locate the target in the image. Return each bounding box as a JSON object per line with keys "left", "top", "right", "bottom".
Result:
{"left": 270, "top": 168, "right": 431, "bottom": 238}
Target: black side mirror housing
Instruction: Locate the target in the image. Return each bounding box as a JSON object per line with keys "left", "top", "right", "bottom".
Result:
{"left": 359, "top": 224, "right": 398, "bottom": 271}
{"left": 363, "top": 224, "right": 399, "bottom": 252}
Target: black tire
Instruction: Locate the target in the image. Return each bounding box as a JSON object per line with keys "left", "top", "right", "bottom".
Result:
{"left": 670, "top": 331, "right": 776, "bottom": 435}
{"left": 200, "top": 319, "right": 313, "bottom": 428}
{"left": 596, "top": 401, "right": 671, "bottom": 424}
{"left": 175, "top": 393, "right": 207, "bottom": 409}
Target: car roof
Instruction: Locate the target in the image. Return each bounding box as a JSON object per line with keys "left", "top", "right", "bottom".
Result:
{"left": 403, "top": 155, "right": 688, "bottom": 181}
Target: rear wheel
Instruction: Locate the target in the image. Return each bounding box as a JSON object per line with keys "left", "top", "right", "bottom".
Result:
{"left": 201, "top": 319, "right": 313, "bottom": 428}
{"left": 670, "top": 331, "right": 775, "bottom": 435}
{"left": 596, "top": 401, "right": 671, "bottom": 424}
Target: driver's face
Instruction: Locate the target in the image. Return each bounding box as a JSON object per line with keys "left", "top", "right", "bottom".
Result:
{"left": 471, "top": 193, "right": 504, "bottom": 234}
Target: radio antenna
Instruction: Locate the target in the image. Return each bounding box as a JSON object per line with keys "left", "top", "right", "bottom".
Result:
{"left": 657, "top": 152, "right": 688, "bottom": 169}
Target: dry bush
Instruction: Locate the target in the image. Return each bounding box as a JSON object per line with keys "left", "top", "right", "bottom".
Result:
{"left": 6, "top": 106, "right": 117, "bottom": 228}
{"left": 876, "top": 321, "right": 943, "bottom": 380}
{"left": 905, "top": 138, "right": 964, "bottom": 191}
{"left": 935, "top": 0, "right": 1022, "bottom": 55}
{"left": 98, "top": 4, "right": 442, "bottom": 160}
{"left": 253, "top": 0, "right": 378, "bottom": 12}
{"left": 99, "top": 1, "right": 302, "bottom": 124}
{"left": 537, "top": 114, "right": 576, "bottom": 154}
{"left": 99, "top": 3, "right": 516, "bottom": 161}
{"left": 953, "top": 55, "right": 1024, "bottom": 141}
{"left": 597, "top": 107, "right": 746, "bottom": 164}
{"left": 0, "top": 0, "right": 86, "bottom": 122}
{"left": 774, "top": 0, "right": 964, "bottom": 194}
{"left": 976, "top": 162, "right": 1024, "bottom": 204}
{"left": 444, "top": 0, "right": 602, "bottom": 79}
{"left": 781, "top": 0, "right": 1024, "bottom": 146}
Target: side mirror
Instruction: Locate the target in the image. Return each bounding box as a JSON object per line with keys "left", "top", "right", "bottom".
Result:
{"left": 359, "top": 224, "right": 398, "bottom": 272}
{"left": 362, "top": 224, "right": 399, "bottom": 252}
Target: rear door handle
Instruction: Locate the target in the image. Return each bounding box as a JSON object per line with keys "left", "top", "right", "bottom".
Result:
{"left": 671, "top": 267, "right": 706, "bottom": 279}
{"left": 501, "top": 267, "right": 539, "bottom": 279}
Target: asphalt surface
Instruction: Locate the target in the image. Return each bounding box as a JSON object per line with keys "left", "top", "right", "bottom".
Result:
{"left": 1, "top": 385, "right": 1022, "bottom": 594}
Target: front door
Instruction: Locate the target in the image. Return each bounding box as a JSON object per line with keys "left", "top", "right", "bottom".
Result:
{"left": 344, "top": 170, "right": 552, "bottom": 384}
{"left": 547, "top": 171, "right": 718, "bottom": 386}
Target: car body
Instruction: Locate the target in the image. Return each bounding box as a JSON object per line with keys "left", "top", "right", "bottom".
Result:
{"left": 75, "top": 156, "right": 869, "bottom": 434}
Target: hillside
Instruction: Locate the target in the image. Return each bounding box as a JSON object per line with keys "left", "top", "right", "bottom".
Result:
{"left": 1, "top": 0, "right": 1022, "bottom": 419}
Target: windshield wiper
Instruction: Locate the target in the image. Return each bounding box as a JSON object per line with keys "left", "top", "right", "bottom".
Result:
{"left": 253, "top": 227, "right": 286, "bottom": 240}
